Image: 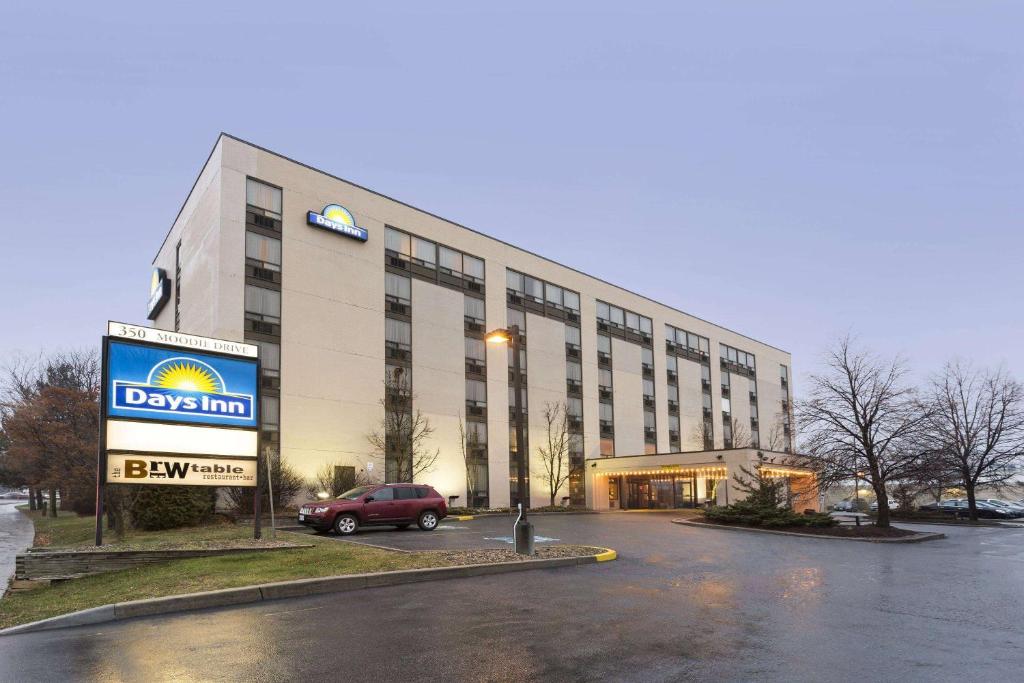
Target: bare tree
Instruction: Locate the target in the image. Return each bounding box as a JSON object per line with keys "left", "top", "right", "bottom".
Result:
{"left": 535, "top": 402, "right": 571, "bottom": 507}
{"left": 367, "top": 368, "right": 439, "bottom": 483}
{"left": 797, "top": 336, "right": 930, "bottom": 527}
{"left": 726, "top": 416, "right": 751, "bottom": 449}
{"left": 762, "top": 412, "right": 788, "bottom": 452}
{"left": 307, "top": 461, "right": 374, "bottom": 499}
{"left": 922, "top": 362, "right": 1024, "bottom": 521}
{"left": 690, "top": 419, "right": 715, "bottom": 451}
{"left": 457, "top": 413, "right": 486, "bottom": 508}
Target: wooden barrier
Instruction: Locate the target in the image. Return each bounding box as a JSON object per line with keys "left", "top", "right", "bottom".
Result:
{"left": 16, "top": 545, "right": 310, "bottom": 581}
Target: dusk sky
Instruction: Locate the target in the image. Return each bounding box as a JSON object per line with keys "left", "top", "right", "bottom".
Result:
{"left": 1, "top": 2, "right": 1021, "bottom": 383}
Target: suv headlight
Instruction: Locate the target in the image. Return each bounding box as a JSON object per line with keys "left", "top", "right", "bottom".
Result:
{"left": 314, "top": 506, "right": 329, "bottom": 514}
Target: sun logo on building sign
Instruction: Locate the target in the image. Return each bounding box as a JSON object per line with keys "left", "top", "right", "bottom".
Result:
{"left": 321, "top": 204, "right": 355, "bottom": 227}
{"left": 150, "top": 359, "right": 223, "bottom": 394}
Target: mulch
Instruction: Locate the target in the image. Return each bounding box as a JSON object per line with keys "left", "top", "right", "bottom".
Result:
{"left": 699, "top": 520, "right": 917, "bottom": 538}
{"left": 418, "top": 545, "right": 605, "bottom": 565}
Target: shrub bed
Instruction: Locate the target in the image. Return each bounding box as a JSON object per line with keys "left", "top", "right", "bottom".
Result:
{"left": 703, "top": 501, "right": 836, "bottom": 528}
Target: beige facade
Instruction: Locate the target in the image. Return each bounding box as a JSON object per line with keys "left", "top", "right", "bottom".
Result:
{"left": 151, "top": 134, "right": 798, "bottom": 510}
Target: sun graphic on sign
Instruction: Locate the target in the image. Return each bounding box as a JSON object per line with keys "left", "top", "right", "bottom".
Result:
{"left": 153, "top": 362, "right": 222, "bottom": 394}
{"left": 321, "top": 204, "right": 355, "bottom": 226}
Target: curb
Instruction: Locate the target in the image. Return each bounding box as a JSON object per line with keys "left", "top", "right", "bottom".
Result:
{"left": 672, "top": 519, "right": 946, "bottom": 544}
{"left": 444, "top": 511, "right": 599, "bottom": 521}
{"left": 0, "top": 548, "right": 616, "bottom": 636}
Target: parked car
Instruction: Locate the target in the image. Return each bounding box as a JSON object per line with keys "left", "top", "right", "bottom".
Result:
{"left": 942, "top": 499, "right": 1017, "bottom": 519}
{"left": 978, "top": 499, "right": 1024, "bottom": 517}
{"left": 297, "top": 483, "right": 447, "bottom": 535}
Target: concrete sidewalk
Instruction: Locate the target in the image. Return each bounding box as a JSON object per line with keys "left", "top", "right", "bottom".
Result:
{"left": 0, "top": 502, "right": 34, "bottom": 594}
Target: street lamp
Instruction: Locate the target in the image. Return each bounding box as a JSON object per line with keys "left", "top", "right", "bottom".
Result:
{"left": 486, "top": 324, "right": 534, "bottom": 555}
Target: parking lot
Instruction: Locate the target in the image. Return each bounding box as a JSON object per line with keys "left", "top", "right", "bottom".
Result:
{"left": 4, "top": 512, "right": 1024, "bottom": 681}
{"left": 281, "top": 510, "right": 651, "bottom": 551}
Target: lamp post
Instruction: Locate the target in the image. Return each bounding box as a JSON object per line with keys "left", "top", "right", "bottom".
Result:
{"left": 486, "top": 324, "right": 534, "bottom": 555}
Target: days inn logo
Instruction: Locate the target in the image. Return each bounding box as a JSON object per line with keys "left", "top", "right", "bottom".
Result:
{"left": 111, "top": 356, "right": 254, "bottom": 422}
{"left": 307, "top": 203, "right": 368, "bottom": 242}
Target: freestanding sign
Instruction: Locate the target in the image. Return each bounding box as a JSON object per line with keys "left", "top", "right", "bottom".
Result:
{"left": 96, "top": 322, "right": 261, "bottom": 544}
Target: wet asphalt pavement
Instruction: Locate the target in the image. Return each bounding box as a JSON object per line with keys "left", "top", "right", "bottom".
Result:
{"left": 1, "top": 512, "right": 1023, "bottom": 682}
{"left": 0, "top": 501, "right": 33, "bottom": 594}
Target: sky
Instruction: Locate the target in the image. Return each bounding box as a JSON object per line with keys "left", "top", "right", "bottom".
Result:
{"left": 1, "top": 2, "right": 1021, "bottom": 385}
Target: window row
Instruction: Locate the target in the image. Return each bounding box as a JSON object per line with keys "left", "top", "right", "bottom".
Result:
{"left": 506, "top": 269, "right": 580, "bottom": 313}
{"left": 386, "top": 227, "right": 485, "bottom": 281}
{"left": 665, "top": 324, "right": 710, "bottom": 356}
{"left": 596, "top": 301, "right": 652, "bottom": 336}
{"left": 720, "top": 343, "right": 756, "bottom": 370}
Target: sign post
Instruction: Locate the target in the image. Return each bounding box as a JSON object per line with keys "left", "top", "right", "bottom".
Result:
{"left": 96, "top": 322, "right": 260, "bottom": 545}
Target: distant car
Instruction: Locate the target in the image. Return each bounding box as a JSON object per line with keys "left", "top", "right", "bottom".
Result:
{"left": 297, "top": 483, "right": 447, "bottom": 535}
{"left": 918, "top": 501, "right": 942, "bottom": 512}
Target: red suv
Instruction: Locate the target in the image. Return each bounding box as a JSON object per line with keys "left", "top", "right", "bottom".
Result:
{"left": 297, "top": 484, "right": 447, "bottom": 535}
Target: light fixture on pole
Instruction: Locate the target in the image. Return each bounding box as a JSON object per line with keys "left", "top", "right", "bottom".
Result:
{"left": 486, "top": 325, "right": 534, "bottom": 555}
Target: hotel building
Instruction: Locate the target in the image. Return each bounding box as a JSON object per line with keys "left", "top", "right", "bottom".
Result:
{"left": 149, "top": 134, "right": 815, "bottom": 511}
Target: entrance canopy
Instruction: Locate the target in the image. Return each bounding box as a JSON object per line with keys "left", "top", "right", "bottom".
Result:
{"left": 586, "top": 448, "right": 817, "bottom": 511}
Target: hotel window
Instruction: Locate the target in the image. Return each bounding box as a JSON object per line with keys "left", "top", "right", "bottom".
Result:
{"left": 385, "top": 318, "right": 411, "bottom": 350}
{"left": 465, "top": 337, "right": 485, "bottom": 363}
{"left": 254, "top": 341, "right": 280, "bottom": 377}
{"left": 246, "top": 179, "right": 282, "bottom": 218}
{"left": 567, "top": 397, "right": 583, "bottom": 419}
{"left": 244, "top": 285, "right": 281, "bottom": 323}
{"left": 466, "top": 421, "right": 487, "bottom": 446}
{"left": 245, "top": 232, "right": 282, "bottom": 270}
{"left": 750, "top": 402, "right": 759, "bottom": 420}
{"left": 524, "top": 275, "right": 544, "bottom": 303}
{"left": 465, "top": 379, "right": 487, "bottom": 407}
{"left": 439, "top": 246, "right": 462, "bottom": 275}
{"left": 641, "top": 347, "right": 654, "bottom": 372}
{"left": 702, "top": 364, "right": 711, "bottom": 389}
{"left": 261, "top": 396, "right": 280, "bottom": 428}
{"left": 566, "top": 361, "right": 582, "bottom": 384}
{"left": 506, "top": 270, "right": 524, "bottom": 294}
{"left": 174, "top": 241, "right": 182, "bottom": 332}
{"left": 644, "top": 410, "right": 657, "bottom": 449}
{"left": 609, "top": 305, "right": 625, "bottom": 327}
{"left": 599, "top": 402, "right": 614, "bottom": 425}
{"left": 626, "top": 311, "right": 640, "bottom": 332}
{"left": 643, "top": 379, "right": 655, "bottom": 400}
{"left": 464, "top": 296, "right": 485, "bottom": 324}
{"left": 721, "top": 397, "right": 732, "bottom": 413}
{"left": 545, "top": 283, "right": 563, "bottom": 308}
{"left": 508, "top": 386, "right": 527, "bottom": 410}
{"left": 780, "top": 364, "right": 789, "bottom": 387}
{"left": 598, "top": 368, "right": 613, "bottom": 391}
{"left": 668, "top": 414, "right": 680, "bottom": 438}
{"left": 385, "top": 273, "right": 411, "bottom": 305}
{"left": 667, "top": 384, "right": 679, "bottom": 407}
{"left": 507, "top": 347, "right": 527, "bottom": 371}
{"left": 720, "top": 369, "right": 730, "bottom": 390}
{"left": 563, "top": 289, "right": 580, "bottom": 314}
{"left": 597, "top": 334, "right": 611, "bottom": 359}
{"left": 703, "top": 392, "right": 712, "bottom": 414}
{"left": 464, "top": 255, "right": 485, "bottom": 282}
{"left": 666, "top": 354, "right": 677, "bottom": 379}
{"left": 385, "top": 227, "right": 411, "bottom": 257}
{"left": 600, "top": 437, "right": 614, "bottom": 456}
{"left": 597, "top": 301, "right": 610, "bottom": 321}
{"left": 565, "top": 325, "right": 581, "bottom": 349}
{"left": 412, "top": 237, "right": 436, "bottom": 268}
{"left": 507, "top": 307, "right": 526, "bottom": 332}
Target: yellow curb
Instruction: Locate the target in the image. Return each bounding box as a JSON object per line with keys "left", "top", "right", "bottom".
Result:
{"left": 449, "top": 515, "right": 475, "bottom": 521}
{"left": 594, "top": 548, "right": 617, "bottom": 562}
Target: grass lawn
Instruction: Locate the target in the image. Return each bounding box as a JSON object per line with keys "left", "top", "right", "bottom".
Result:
{"left": 2, "top": 508, "right": 599, "bottom": 629}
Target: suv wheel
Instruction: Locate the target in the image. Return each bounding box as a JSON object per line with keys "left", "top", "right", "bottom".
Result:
{"left": 334, "top": 513, "right": 358, "bottom": 536}
{"left": 417, "top": 510, "right": 439, "bottom": 531}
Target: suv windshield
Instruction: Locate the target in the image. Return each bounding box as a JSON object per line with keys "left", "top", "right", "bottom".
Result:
{"left": 336, "top": 486, "right": 372, "bottom": 500}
